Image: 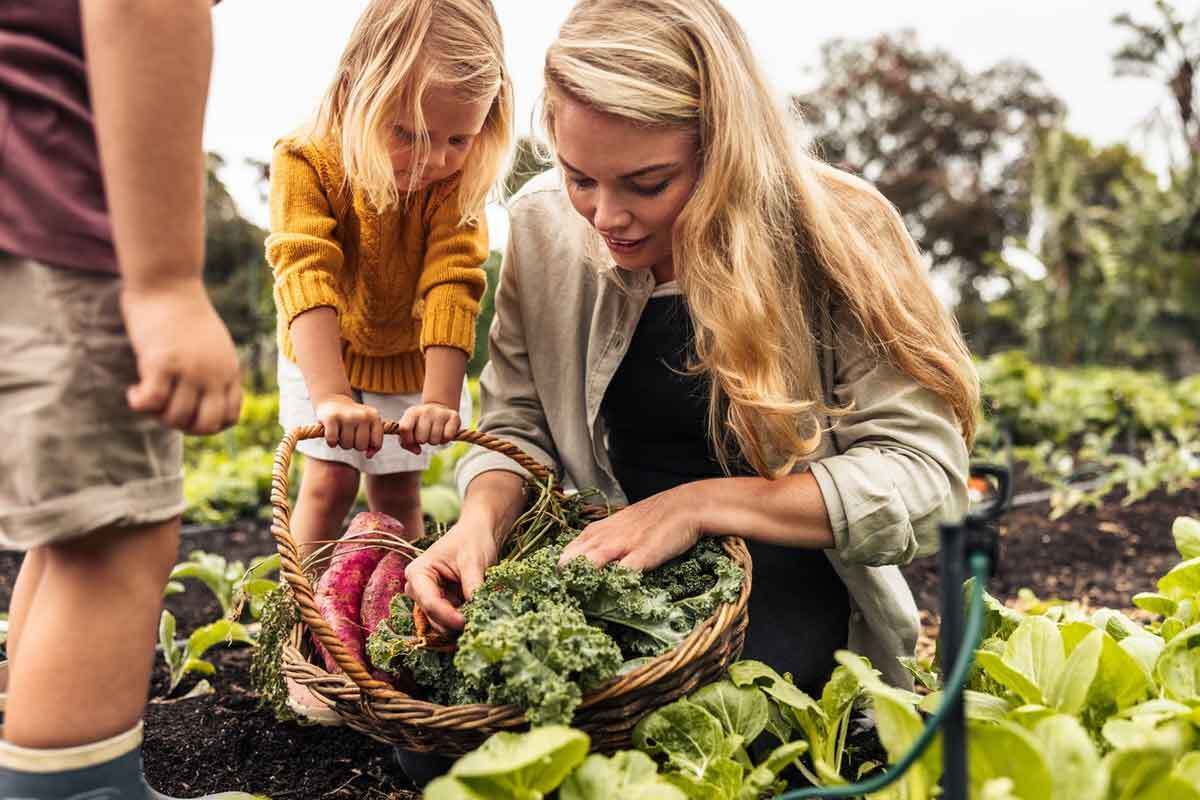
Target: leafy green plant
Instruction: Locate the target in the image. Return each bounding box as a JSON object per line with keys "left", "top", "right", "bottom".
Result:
{"left": 158, "top": 610, "right": 252, "bottom": 696}
{"left": 431, "top": 516, "right": 1200, "bottom": 799}
{"left": 169, "top": 550, "right": 281, "bottom": 620}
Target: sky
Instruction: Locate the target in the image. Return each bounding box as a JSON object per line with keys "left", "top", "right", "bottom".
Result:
{"left": 203, "top": 0, "right": 1187, "bottom": 245}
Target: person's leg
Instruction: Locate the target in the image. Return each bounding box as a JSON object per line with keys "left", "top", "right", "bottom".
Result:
{"left": 4, "top": 548, "right": 46, "bottom": 664}
{"left": 4, "top": 517, "right": 178, "bottom": 748}
{"left": 290, "top": 458, "right": 362, "bottom": 563}
{"left": 364, "top": 471, "right": 424, "bottom": 541}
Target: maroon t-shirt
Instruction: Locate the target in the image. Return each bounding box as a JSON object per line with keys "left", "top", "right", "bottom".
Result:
{"left": 0, "top": 1, "right": 116, "bottom": 273}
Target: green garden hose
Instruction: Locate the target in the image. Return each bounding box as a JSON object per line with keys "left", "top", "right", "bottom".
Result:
{"left": 773, "top": 551, "right": 991, "bottom": 800}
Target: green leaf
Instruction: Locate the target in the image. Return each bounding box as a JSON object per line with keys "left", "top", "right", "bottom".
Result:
{"left": 1033, "top": 715, "right": 1106, "bottom": 800}
{"left": 966, "top": 720, "right": 1053, "bottom": 800}
{"left": 181, "top": 657, "right": 216, "bottom": 677}
{"left": 1007, "top": 704, "right": 1058, "bottom": 728}
{"left": 1163, "top": 617, "right": 1186, "bottom": 642}
{"left": 423, "top": 776, "right": 492, "bottom": 800}
{"left": 1004, "top": 616, "right": 1065, "bottom": 696}
{"left": 633, "top": 699, "right": 733, "bottom": 780}
{"left": 163, "top": 580, "right": 185, "bottom": 598}
{"left": 1155, "top": 622, "right": 1200, "bottom": 703}
{"left": 1174, "top": 517, "right": 1200, "bottom": 560}
{"left": 918, "top": 689, "right": 1011, "bottom": 722}
{"left": 834, "top": 652, "right": 940, "bottom": 797}
{"left": 1062, "top": 622, "right": 1153, "bottom": 713}
{"left": 450, "top": 726, "right": 590, "bottom": 800}
{"left": 737, "top": 740, "right": 808, "bottom": 800}
{"left": 689, "top": 681, "right": 768, "bottom": 746}
{"left": 727, "top": 661, "right": 826, "bottom": 722}
{"left": 421, "top": 484, "right": 463, "bottom": 525}
{"left": 975, "top": 650, "right": 1045, "bottom": 705}
{"left": 170, "top": 551, "right": 237, "bottom": 613}
{"left": 661, "top": 758, "right": 742, "bottom": 800}
{"left": 1049, "top": 628, "right": 1101, "bottom": 714}
{"left": 1103, "top": 721, "right": 1196, "bottom": 800}
{"left": 185, "top": 619, "right": 253, "bottom": 662}
{"left": 727, "top": 659, "right": 828, "bottom": 754}
{"left": 1133, "top": 592, "right": 1178, "bottom": 617}
{"left": 559, "top": 752, "right": 687, "bottom": 800}
{"left": 1158, "top": 557, "right": 1200, "bottom": 602}
{"left": 897, "top": 656, "right": 940, "bottom": 692}
{"left": 1173, "top": 752, "right": 1200, "bottom": 794}
{"left": 158, "top": 609, "right": 181, "bottom": 681}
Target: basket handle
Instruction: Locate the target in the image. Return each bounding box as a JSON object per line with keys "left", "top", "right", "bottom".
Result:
{"left": 270, "top": 423, "right": 556, "bottom": 700}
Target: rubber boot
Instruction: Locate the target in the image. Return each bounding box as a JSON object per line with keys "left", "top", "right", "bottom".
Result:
{"left": 0, "top": 722, "right": 259, "bottom": 799}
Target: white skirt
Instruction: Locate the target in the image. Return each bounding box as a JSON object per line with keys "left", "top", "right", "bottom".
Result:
{"left": 277, "top": 355, "right": 472, "bottom": 475}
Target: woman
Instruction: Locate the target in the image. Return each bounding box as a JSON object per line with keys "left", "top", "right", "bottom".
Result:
{"left": 405, "top": 0, "right": 977, "bottom": 693}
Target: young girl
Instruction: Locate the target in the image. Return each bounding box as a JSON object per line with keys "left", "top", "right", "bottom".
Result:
{"left": 266, "top": 0, "right": 513, "bottom": 566}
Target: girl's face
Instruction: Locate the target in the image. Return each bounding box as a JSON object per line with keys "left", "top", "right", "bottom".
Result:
{"left": 389, "top": 85, "right": 493, "bottom": 189}
{"left": 553, "top": 96, "right": 700, "bottom": 284}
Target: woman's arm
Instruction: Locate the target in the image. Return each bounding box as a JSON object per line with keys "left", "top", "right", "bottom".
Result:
{"left": 564, "top": 314, "right": 969, "bottom": 572}
{"left": 559, "top": 472, "right": 834, "bottom": 571}
{"left": 404, "top": 469, "right": 526, "bottom": 629}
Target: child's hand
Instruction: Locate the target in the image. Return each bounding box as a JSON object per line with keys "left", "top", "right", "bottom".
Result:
{"left": 397, "top": 402, "right": 462, "bottom": 455}
{"left": 122, "top": 279, "right": 243, "bottom": 435}
{"left": 314, "top": 394, "right": 384, "bottom": 457}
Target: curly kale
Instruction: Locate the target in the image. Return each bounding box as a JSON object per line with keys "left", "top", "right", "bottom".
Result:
{"left": 366, "top": 594, "right": 479, "bottom": 705}
{"left": 455, "top": 603, "right": 622, "bottom": 725}
{"left": 363, "top": 522, "right": 744, "bottom": 726}
{"left": 250, "top": 584, "right": 301, "bottom": 723}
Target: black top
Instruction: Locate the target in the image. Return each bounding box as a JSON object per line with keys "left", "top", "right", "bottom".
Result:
{"left": 601, "top": 293, "right": 850, "bottom": 692}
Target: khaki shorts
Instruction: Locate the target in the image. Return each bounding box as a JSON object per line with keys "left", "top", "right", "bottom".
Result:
{"left": 0, "top": 255, "right": 184, "bottom": 550}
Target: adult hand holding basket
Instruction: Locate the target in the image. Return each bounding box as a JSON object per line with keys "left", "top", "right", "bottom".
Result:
{"left": 270, "top": 421, "right": 752, "bottom": 754}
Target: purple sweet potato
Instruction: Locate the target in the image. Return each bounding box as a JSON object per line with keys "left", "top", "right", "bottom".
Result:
{"left": 360, "top": 549, "right": 411, "bottom": 637}
{"left": 311, "top": 512, "right": 407, "bottom": 673}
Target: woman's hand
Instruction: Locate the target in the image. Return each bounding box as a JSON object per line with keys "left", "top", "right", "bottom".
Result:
{"left": 405, "top": 514, "right": 500, "bottom": 631}
{"left": 314, "top": 394, "right": 384, "bottom": 457}
{"left": 397, "top": 401, "right": 462, "bottom": 455}
{"left": 558, "top": 483, "right": 703, "bottom": 572}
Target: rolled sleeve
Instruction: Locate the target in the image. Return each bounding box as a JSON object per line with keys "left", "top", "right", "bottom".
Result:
{"left": 455, "top": 222, "right": 561, "bottom": 496}
{"left": 812, "top": 317, "right": 971, "bottom": 567}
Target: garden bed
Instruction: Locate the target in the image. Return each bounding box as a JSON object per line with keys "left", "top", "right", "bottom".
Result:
{"left": 0, "top": 476, "right": 1194, "bottom": 798}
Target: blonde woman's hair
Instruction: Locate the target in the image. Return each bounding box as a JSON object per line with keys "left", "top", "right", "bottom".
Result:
{"left": 311, "top": 0, "right": 513, "bottom": 218}
{"left": 543, "top": 0, "right": 980, "bottom": 477}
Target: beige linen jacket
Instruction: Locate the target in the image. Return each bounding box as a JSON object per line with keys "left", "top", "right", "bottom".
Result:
{"left": 457, "top": 171, "right": 971, "bottom": 687}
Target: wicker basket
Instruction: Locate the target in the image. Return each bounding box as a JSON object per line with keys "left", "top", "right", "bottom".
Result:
{"left": 272, "top": 422, "right": 752, "bottom": 755}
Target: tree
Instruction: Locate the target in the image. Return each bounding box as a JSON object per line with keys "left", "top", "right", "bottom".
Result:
{"left": 993, "top": 129, "right": 1200, "bottom": 371}
{"left": 793, "top": 31, "right": 1064, "bottom": 353}
{"left": 1113, "top": 0, "right": 1200, "bottom": 166}
{"left": 204, "top": 153, "right": 273, "bottom": 389}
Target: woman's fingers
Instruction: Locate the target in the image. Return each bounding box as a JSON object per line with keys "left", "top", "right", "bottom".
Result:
{"left": 406, "top": 564, "right": 466, "bottom": 631}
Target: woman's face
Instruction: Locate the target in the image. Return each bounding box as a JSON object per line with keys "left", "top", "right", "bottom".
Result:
{"left": 553, "top": 97, "right": 700, "bottom": 283}
{"left": 389, "top": 85, "right": 492, "bottom": 189}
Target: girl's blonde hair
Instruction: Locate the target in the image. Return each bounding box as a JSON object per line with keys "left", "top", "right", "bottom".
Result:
{"left": 543, "top": 0, "right": 980, "bottom": 478}
{"left": 312, "top": 0, "right": 513, "bottom": 218}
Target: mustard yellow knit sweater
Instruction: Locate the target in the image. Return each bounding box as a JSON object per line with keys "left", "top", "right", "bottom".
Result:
{"left": 265, "top": 135, "right": 487, "bottom": 394}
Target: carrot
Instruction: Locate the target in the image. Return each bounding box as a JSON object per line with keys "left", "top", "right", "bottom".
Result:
{"left": 311, "top": 511, "right": 406, "bottom": 673}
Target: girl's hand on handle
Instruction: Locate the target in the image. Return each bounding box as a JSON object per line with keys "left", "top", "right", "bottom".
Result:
{"left": 397, "top": 402, "right": 462, "bottom": 455}
{"left": 314, "top": 394, "right": 384, "bottom": 457}
{"left": 404, "top": 517, "right": 499, "bottom": 631}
